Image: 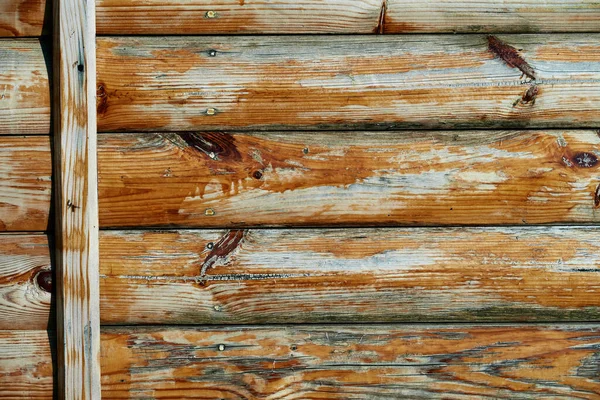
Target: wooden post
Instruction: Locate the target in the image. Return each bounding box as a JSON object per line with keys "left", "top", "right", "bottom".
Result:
{"left": 53, "top": 0, "right": 101, "bottom": 397}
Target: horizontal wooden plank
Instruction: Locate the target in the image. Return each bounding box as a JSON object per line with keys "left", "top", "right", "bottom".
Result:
{"left": 0, "top": 136, "right": 51, "bottom": 231}
{"left": 5, "top": 325, "right": 599, "bottom": 399}
{"left": 0, "top": 0, "right": 49, "bottom": 37}
{"left": 385, "top": 0, "right": 600, "bottom": 34}
{"left": 101, "top": 325, "right": 600, "bottom": 399}
{"left": 0, "top": 234, "right": 52, "bottom": 330}
{"left": 6, "top": 226, "right": 600, "bottom": 327}
{"left": 96, "top": 0, "right": 383, "bottom": 35}
{"left": 0, "top": 40, "right": 50, "bottom": 134}
{"left": 96, "top": 35, "right": 600, "bottom": 132}
{"left": 0, "top": 330, "right": 54, "bottom": 399}
{"left": 94, "top": 0, "right": 600, "bottom": 35}
{"left": 98, "top": 130, "right": 600, "bottom": 227}
{"left": 99, "top": 227, "right": 600, "bottom": 324}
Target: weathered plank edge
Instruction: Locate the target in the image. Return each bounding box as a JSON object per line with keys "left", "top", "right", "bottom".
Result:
{"left": 53, "top": 0, "right": 101, "bottom": 396}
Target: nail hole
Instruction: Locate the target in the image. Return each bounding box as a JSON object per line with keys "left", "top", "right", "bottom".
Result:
{"left": 77, "top": 64, "right": 84, "bottom": 72}
{"left": 253, "top": 170, "right": 263, "bottom": 180}
{"left": 303, "top": 147, "right": 309, "bottom": 154}
{"left": 290, "top": 345, "right": 297, "bottom": 351}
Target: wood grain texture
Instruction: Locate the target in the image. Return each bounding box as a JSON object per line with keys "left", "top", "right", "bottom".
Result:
{"left": 93, "top": 0, "right": 600, "bottom": 35}
{"left": 0, "top": 330, "right": 54, "bottom": 399}
{"left": 4, "top": 325, "right": 599, "bottom": 399}
{"left": 53, "top": 0, "right": 101, "bottom": 395}
{"left": 0, "top": 234, "right": 52, "bottom": 330}
{"left": 98, "top": 130, "right": 600, "bottom": 227}
{"left": 96, "top": 35, "right": 600, "bottom": 132}
{"left": 99, "top": 227, "right": 600, "bottom": 324}
{"left": 101, "top": 325, "right": 600, "bottom": 399}
{"left": 0, "top": 39, "right": 50, "bottom": 134}
{"left": 385, "top": 0, "right": 600, "bottom": 33}
{"left": 0, "top": 0, "right": 49, "bottom": 37}
{"left": 96, "top": 0, "right": 383, "bottom": 35}
{"left": 0, "top": 136, "right": 51, "bottom": 232}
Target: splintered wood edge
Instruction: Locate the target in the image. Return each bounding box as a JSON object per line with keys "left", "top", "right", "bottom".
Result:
{"left": 53, "top": 0, "right": 101, "bottom": 396}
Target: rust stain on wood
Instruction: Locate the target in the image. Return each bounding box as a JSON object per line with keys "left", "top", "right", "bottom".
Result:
{"left": 178, "top": 132, "right": 241, "bottom": 162}
{"left": 487, "top": 35, "right": 536, "bottom": 80}
{"left": 96, "top": 83, "right": 108, "bottom": 115}
{"left": 200, "top": 229, "right": 247, "bottom": 276}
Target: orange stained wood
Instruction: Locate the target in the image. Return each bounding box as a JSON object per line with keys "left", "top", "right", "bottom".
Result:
{"left": 98, "top": 130, "right": 600, "bottom": 227}
{"left": 0, "top": 234, "right": 52, "bottom": 330}
{"left": 0, "top": 136, "right": 52, "bottom": 231}
{"left": 92, "top": 0, "right": 600, "bottom": 35}
{"left": 96, "top": 35, "right": 600, "bottom": 132}
{"left": 98, "top": 228, "right": 600, "bottom": 324}
{"left": 98, "top": 325, "right": 600, "bottom": 399}
{"left": 0, "top": 39, "right": 51, "bottom": 134}
{"left": 0, "top": 330, "right": 54, "bottom": 400}
{"left": 5, "top": 227, "right": 600, "bottom": 329}
{"left": 0, "top": 0, "right": 49, "bottom": 36}
{"left": 4, "top": 326, "right": 599, "bottom": 399}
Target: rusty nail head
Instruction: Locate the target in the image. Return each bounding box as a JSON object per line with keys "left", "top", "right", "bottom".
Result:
{"left": 207, "top": 242, "right": 214, "bottom": 249}
{"left": 205, "top": 208, "right": 215, "bottom": 216}
{"left": 218, "top": 344, "right": 225, "bottom": 351}
{"left": 206, "top": 108, "right": 216, "bottom": 115}
{"left": 206, "top": 10, "right": 217, "bottom": 18}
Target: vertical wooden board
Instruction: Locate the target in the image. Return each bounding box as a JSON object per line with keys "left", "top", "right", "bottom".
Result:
{"left": 0, "top": 136, "right": 52, "bottom": 231}
{"left": 0, "top": 234, "right": 52, "bottom": 330}
{"left": 0, "top": 0, "right": 49, "bottom": 37}
{"left": 0, "top": 39, "right": 51, "bottom": 134}
{"left": 100, "top": 325, "right": 600, "bottom": 399}
{"left": 385, "top": 0, "right": 600, "bottom": 33}
{"left": 0, "top": 330, "right": 54, "bottom": 399}
{"left": 96, "top": 0, "right": 383, "bottom": 34}
{"left": 53, "top": 0, "right": 100, "bottom": 396}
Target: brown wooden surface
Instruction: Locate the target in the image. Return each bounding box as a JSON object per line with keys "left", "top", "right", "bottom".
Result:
{"left": 0, "top": 136, "right": 51, "bottom": 231}
{"left": 98, "top": 130, "right": 600, "bottom": 228}
{"left": 0, "top": 234, "right": 51, "bottom": 330}
{"left": 94, "top": 0, "right": 600, "bottom": 35}
{"left": 96, "top": 0, "right": 383, "bottom": 35}
{"left": 4, "top": 325, "right": 599, "bottom": 399}
{"left": 385, "top": 0, "right": 600, "bottom": 34}
{"left": 96, "top": 35, "right": 600, "bottom": 132}
{"left": 99, "top": 227, "right": 600, "bottom": 324}
{"left": 0, "top": 39, "right": 50, "bottom": 134}
{"left": 100, "top": 325, "right": 600, "bottom": 399}
{"left": 0, "top": 0, "right": 49, "bottom": 37}
{"left": 53, "top": 0, "right": 101, "bottom": 394}
{"left": 4, "top": 226, "right": 600, "bottom": 328}
{"left": 0, "top": 330, "right": 54, "bottom": 399}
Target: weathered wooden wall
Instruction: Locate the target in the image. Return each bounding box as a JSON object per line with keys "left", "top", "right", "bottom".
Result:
{"left": 96, "top": 35, "right": 600, "bottom": 132}
{"left": 3, "top": 227, "right": 600, "bottom": 330}
{"left": 3, "top": 0, "right": 600, "bottom": 37}
{"left": 98, "top": 130, "right": 600, "bottom": 228}
{"left": 2, "top": 325, "right": 599, "bottom": 399}
{"left": 2, "top": 0, "right": 600, "bottom": 398}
